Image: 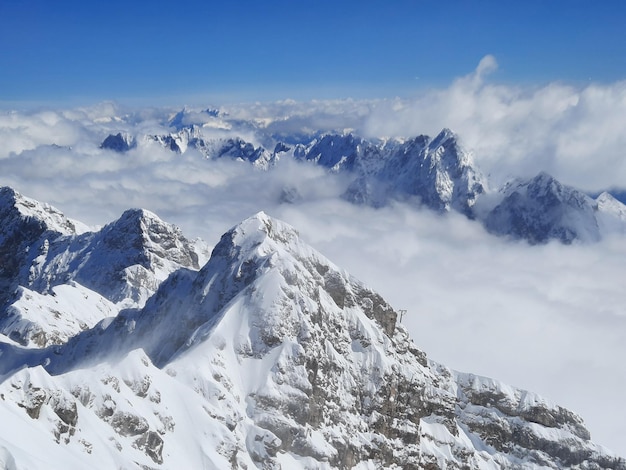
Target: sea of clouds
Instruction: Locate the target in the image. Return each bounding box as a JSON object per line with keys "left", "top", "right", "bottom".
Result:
{"left": 1, "top": 57, "right": 626, "bottom": 456}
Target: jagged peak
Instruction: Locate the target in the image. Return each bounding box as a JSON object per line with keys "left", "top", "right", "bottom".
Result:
{"left": 115, "top": 207, "right": 161, "bottom": 224}
{"left": 100, "top": 132, "right": 135, "bottom": 152}
{"left": 596, "top": 191, "right": 620, "bottom": 204}
{"left": 224, "top": 211, "right": 300, "bottom": 255}
{"left": 501, "top": 171, "right": 558, "bottom": 193}
{"left": 0, "top": 186, "right": 89, "bottom": 236}
{"left": 531, "top": 170, "right": 557, "bottom": 184}
{"left": 318, "top": 131, "right": 360, "bottom": 140}
{"left": 596, "top": 191, "right": 626, "bottom": 218}
{"left": 103, "top": 208, "right": 161, "bottom": 234}
{"left": 101, "top": 208, "right": 192, "bottom": 254}
{"left": 404, "top": 134, "right": 430, "bottom": 147}
{"left": 430, "top": 127, "right": 458, "bottom": 147}
{"left": 435, "top": 127, "right": 457, "bottom": 140}
{"left": 305, "top": 132, "right": 365, "bottom": 150}
{"left": 526, "top": 172, "right": 593, "bottom": 202}
{"left": 425, "top": 128, "right": 480, "bottom": 172}
{"left": 0, "top": 185, "right": 18, "bottom": 200}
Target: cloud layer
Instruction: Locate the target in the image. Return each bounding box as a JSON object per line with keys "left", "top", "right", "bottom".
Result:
{"left": 362, "top": 56, "right": 626, "bottom": 191}
{"left": 1, "top": 62, "right": 626, "bottom": 456}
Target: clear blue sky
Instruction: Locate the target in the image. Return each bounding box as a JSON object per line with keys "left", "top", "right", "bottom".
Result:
{"left": 1, "top": 0, "right": 625, "bottom": 105}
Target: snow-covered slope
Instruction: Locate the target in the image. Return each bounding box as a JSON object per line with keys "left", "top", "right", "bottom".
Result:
{"left": 0, "top": 208, "right": 622, "bottom": 469}
{"left": 289, "top": 129, "right": 487, "bottom": 214}
{"left": 0, "top": 188, "right": 210, "bottom": 347}
{"left": 0, "top": 186, "right": 87, "bottom": 309}
{"left": 347, "top": 129, "right": 486, "bottom": 215}
{"left": 484, "top": 172, "right": 602, "bottom": 244}
{"left": 146, "top": 126, "right": 276, "bottom": 169}
{"left": 105, "top": 127, "right": 487, "bottom": 216}
{"left": 596, "top": 191, "right": 626, "bottom": 235}
{"left": 100, "top": 123, "right": 626, "bottom": 244}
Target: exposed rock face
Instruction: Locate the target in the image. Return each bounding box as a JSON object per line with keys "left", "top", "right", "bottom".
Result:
{"left": 0, "top": 210, "right": 621, "bottom": 469}
{"left": 145, "top": 126, "right": 276, "bottom": 169}
{"left": 100, "top": 132, "right": 135, "bottom": 152}
{"left": 485, "top": 172, "right": 601, "bottom": 244}
{"left": 133, "top": 431, "right": 164, "bottom": 464}
{"left": 0, "top": 187, "right": 80, "bottom": 290}
{"left": 294, "top": 133, "right": 364, "bottom": 171}
{"left": 0, "top": 188, "right": 209, "bottom": 347}
{"left": 294, "top": 130, "right": 486, "bottom": 215}
{"left": 0, "top": 192, "right": 623, "bottom": 468}
{"left": 100, "top": 123, "right": 626, "bottom": 244}
{"left": 0, "top": 187, "right": 85, "bottom": 309}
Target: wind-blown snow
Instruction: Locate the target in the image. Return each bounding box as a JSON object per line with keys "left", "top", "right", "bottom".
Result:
{"left": 2, "top": 91, "right": 626, "bottom": 459}
{"left": 0, "top": 209, "right": 623, "bottom": 468}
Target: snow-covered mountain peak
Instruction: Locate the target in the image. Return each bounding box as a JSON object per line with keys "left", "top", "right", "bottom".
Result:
{"left": 99, "top": 132, "right": 135, "bottom": 152}
{"left": 0, "top": 186, "right": 89, "bottom": 237}
{"left": 427, "top": 128, "right": 472, "bottom": 168}
{"left": 101, "top": 209, "right": 200, "bottom": 262}
{"left": 1, "top": 187, "right": 91, "bottom": 314}
{"left": 485, "top": 172, "right": 600, "bottom": 243}
{"left": 79, "top": 207, "right": 207, "bottom": 304}
{"left": 596, "top": 191, "right": 626, "bottom": 234}
{"left": 0, "top": 189, "right": 210, "bottom": 348}
{"left": 430, "top": 127, "right": 456, "bottom": 146}
{"left": 104, "top": 207, "right": 190, "bottom": 254}
{"left": 295, "top": 133, "right": 365, "bottom": 171}
{"left": 0, "top": 205, "right": 624, "bottom": 468}
{"left": 226, "top": 210, "right": 300, "bottom": 253}
{"left": 526, "top": 171, "right": 567, "bottom": 196}
{"left": 147, "top": 212, "right": 624, "bottom": 468}
{"left": 431, "top": 128, "right": 479, "bottom": 171}
{"left": 597, "top": 191, "right": 626, "bottom": 212}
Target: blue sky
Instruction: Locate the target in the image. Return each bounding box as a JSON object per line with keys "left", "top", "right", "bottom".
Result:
{"left": 2, "top": 2, "right": 626, "bottom": 458}
{"left": 1, "top": 0, "right": 625, "bottom": 105}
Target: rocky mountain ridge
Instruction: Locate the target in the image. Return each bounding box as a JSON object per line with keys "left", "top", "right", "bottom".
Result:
{"left": 0, "top": 190, "right": 623, "bottom": 469}
{"left": 101, "top": 122, "right": 626, "bottom": 244}
{"left": 0, "top": 187, "right": 209, "bottom": 348}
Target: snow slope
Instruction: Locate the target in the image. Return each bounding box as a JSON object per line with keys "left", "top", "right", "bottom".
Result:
{"left": 100, "top": 120, "right": 626, "bottom": 244}
{"left": 484, "top": 172, "right": 602, "bottom": 244}
{"left": 0, "top": 204, "right": 623, "bottom": 469}
{"left": 0, "top": 188, "right": 210, "bottom": 347}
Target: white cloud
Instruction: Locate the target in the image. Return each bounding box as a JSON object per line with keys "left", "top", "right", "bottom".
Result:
{"left": 1, "top": 70, "right": 626, "bottom": 456}
{"left": 363, "top": 56, "right": 626, "bottom": 191}
{"left": 275, "top": 202, "right": 626, "bottom": 457}
{"left": 475, "top": 54, "right": 498, "bottom": 79}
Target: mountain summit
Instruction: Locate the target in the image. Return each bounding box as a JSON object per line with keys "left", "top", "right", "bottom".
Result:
{"left": 0, "top": 188, "right": 209, "bottom": 348}
{"left": 100, "top": 124, "right": 626, "bottom": 243}
{"left": 484, "top": 172, "right": 601, "bottom": 243}
{"left": 0, "top": 196, "right": 623, "bottom": 469}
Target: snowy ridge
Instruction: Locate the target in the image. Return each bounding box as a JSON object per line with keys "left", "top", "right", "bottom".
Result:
{"left": 0, "top": 201, "right": 623, "bottom": 468}
{"left": 99, "top": 120, "right": 626, "bottom": 243}
{"left": 345, "top": 128, "right": 487, "bottom": 215}
{"left": 596, "top": 191, "right": 626, "bottom": 235}
{"left": 484, "top": 172, "right": 601, "bottom": 244}
{"left": 0, "top": 187, "right": 87, "bottom": 244}
{"left": 144, "top": 126, "right": 276, "bottom": 169}
{"left": 142, "top": 126, "right": 487, "bottom": 215}
{"left": 0, "top": 188, "right": 210, "bottom": 347}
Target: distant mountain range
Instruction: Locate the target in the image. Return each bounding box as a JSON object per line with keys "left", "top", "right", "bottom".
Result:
{"left": 0, "top": 188, "right": 624, "bottom": 468}
{"left": 101, "top": 119, "right": 626, "bottom": 244}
